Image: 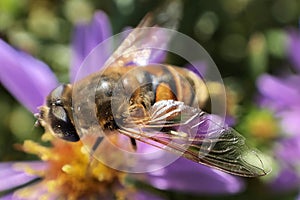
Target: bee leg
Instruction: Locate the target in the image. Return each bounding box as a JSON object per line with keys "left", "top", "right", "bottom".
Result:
{"left": 130, "top": 137, "right": 137, "bottom": 151}
{"left": 91, "top": 136, "right": 104, "bottom": 157}
{"left": 86, "top": 136, "right": 104, "bottom": 176}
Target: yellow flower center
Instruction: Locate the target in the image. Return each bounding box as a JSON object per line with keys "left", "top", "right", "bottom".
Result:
{"left": 14, "top": 133, "right": 127, "bottom": 199}
{"left": 244, "top": 109, "right": 279, "bottom": 140}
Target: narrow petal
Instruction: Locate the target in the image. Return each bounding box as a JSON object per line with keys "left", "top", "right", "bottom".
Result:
{"left": 13, "top": 182, "right": 58, "bottom": 200}
{"left": 278, "top": 108, "right": 300, "bottom": 136}
{"left": 144, "top": 157, "right": 244, "bottom": 195}
{"left": 0, "top": 162, "right": 44, "bottom": 191}
{"left": 257, "top": 74, "right": 300, "bottom": 111}
{"left": 287, "top": 30, "right": 300, "bottom": 72}
{"left": 138, "top": 49, "right": 166, "bottom": 66}
{"left": 276, "top": 135, "right": 300, "bottom": 164}
{"left": 89, "top": 11, "right": 112, "bottom": 51}
{"left": 0, "top": 193, "right": 14, "bottom": 200}
{"left": 297, "top": 192, "right": 300, "bottom": 200}
{"left": 0, "top": 40, "right": 58, "bottom": 113}
{"left": 269, "top": 168, "right": 300, "bottom": 192}
{"left": 70, "top": 11, "right": 112, "bottom": 82}
{"left": 185, "top": 61, "right": 207, "bottom": 78}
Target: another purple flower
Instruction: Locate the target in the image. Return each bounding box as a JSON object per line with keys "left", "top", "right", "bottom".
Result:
{"left": 257, "top": 28, "right": 300, "bottom": 193}
{"left": 0, "top": 10, "right": 244, "bottom": 199}
{"left": 257, "top": 74, "right": 300, "bottom": 115}
{"left": 287, "top": 28, "right": 300, "bottom": 72}
{"left": 269, "top": 135, "right": 300, "bottom": 191}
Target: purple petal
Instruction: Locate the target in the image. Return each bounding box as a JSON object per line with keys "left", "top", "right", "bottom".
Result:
{"left": 269, "top": 168, "right": 300, "bottom": 192}
{"left": 185, "top": 61, "right": 207, "bottom": 79}
{"left": 257, "top": 74, "right": 300, "bottom": 111}
{"left": 0, "top": 162, "right": 44, "bottom": 191}
{"left": 276, "top": 135, "right": 300, "bottom": 164}
{"left": 278, "top": 107, "right": 300, "bottom": 136}
{"left": 0, "top": 40, "right": 58, "bottom": 113}
{"left": 284, "top": 74, "right": 300, "bottom": 87}
{"left": 225, "top": 115, "right": 236, "bottom": 126}
{"left": 144, "top": 157, "right": 244, "bottom": 195}
{"left": 70, "top": 11, "right": 112, "bottom": 82}
{"left": 297, "top": 192, "right": 300, "bottom": 200}
{"left": 0, "top": 193, "right": 14, "bottom": 200}
{"left": 12, "top": 182, "right": 58, "bottom": 200}
{"left": 287, "top": 29, "right": 300, "bottom": 72}
{"left": 142, "top": 49, "right": 166, "bottom": 66}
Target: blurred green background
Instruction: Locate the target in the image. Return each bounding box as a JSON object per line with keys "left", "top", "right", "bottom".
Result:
{"left": 0, "top": 0, "right": 300, "bottom": 199}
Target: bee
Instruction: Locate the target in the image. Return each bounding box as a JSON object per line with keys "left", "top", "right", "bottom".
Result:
{"left": 37, "top": 2, "right": 271, "bottom": 177}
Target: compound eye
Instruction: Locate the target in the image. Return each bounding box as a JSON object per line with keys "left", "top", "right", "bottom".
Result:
{"left": 54, "top": 99, "right": 63, "bottom": 106}
{"left": 52, "top": 105, "right": 66, "bottom": 119}
{"left": 47, "top": 85, "right": 65, "bottom": 106}
{"left": 49, "top": 105, "right": 79, "bottom": 142}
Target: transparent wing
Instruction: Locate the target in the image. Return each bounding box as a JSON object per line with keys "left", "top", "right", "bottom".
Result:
{"left": 103, "top": 0, "right": 182, "bottom": 68}
{"left": 119, "top": 100, "right": 271, "bottom": 177}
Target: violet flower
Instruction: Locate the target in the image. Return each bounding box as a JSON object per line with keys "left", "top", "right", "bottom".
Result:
{"left": 257, "top": 28, "right": 300, "bottom": 192}
{"left": 287, "top": 29, "right": 300, "bottom": 72}
{"left": 0, "top": 11, "right": 244, "bottom": 199}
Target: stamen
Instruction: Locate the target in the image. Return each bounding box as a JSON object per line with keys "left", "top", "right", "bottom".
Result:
{"left": 17, "top": 134, "right": 125, "bottom": 199}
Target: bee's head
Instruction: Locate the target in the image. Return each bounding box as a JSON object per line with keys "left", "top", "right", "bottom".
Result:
{"left": 36, "top": 84, "right": 80, "bottom": 142}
